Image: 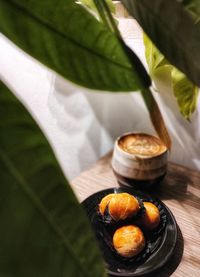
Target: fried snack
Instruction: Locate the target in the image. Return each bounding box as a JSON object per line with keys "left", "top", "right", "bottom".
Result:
{"left": 99, "top": 193, "right": 140, "bottom": 221}
{"left": 113, "top": 225, "right": 145, "bottom": 258}
{"left": 141, "top": 202, "right": 160, "bottom": 230}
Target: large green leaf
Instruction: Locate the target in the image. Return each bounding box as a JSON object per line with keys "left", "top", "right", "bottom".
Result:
{"left": 0, "top": 0, "right": 150, "bottom": 91}
{"left": 0, "top": 81, "right": 107, "bottom": 277}
{"left": 143, "top": 34, "right": 169, "bottom": 76}
{"left": 122, "top": 0, "right": 200, "bottom": 87}
{"left": 144, "top": 33, "right": 199, "bottom": 120}
{"left": 172, "top": 69, "right": 199, "bottom": 119}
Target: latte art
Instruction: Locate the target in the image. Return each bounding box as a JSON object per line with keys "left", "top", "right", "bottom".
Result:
{"left": 124, "top": 139, "right": 160, "bottom": 155}
{"left": 118, "top": 134, "right": 167, "bottom": 157}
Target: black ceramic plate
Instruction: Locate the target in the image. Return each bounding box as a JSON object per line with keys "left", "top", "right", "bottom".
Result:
{"left": 82, "top": 187, "right": 178, "bottom": 276}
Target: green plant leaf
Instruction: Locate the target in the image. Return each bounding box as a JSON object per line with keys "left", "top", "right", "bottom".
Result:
{"left": 122, "top": 0, "right": 200, "bottom": 87}
{"left": 143, "top": 33, "right": 199, "bottom": 119}
{"left": 0, "top": 81, "right": 107, "bottom": 277}
{"left": 0, "top": 0, "right": 150, "bottom": 92}
{"left": 143, "top": 33, "right": 169, "bottom": 76}
{"left": 172, "top": 69, "right": 199, "bottom": 119}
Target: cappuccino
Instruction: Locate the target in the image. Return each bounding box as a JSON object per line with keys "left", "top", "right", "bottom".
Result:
{"left": 112, "top": 133, "right": 168, "bottom": 189}
{"left": 118, "top": 133, "right": 167, "bottom": 157}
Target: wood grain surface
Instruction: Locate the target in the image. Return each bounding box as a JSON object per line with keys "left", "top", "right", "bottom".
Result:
{"left": 72, "top": 152, "right": 200, "bottom": 277}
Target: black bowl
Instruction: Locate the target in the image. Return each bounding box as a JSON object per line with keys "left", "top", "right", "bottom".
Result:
{"left": 82, "top": 187, "right": 178, "bottom": 276}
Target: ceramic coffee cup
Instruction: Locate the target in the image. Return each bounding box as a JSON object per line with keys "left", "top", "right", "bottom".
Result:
{"left": 112, "top": 132, "right": 168, "bottom": 189}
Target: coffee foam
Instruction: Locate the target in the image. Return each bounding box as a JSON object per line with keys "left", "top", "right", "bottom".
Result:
{"left": 118, "top": 133, "right": 167, "bottom": 157}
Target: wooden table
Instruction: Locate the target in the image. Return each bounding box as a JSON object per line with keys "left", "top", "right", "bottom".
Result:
{"left": 72, "top": 153, "right": 200, "bottom": 277}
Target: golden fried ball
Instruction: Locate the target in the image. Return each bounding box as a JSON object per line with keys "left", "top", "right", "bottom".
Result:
{"left": 113, "top": 225, "right": 145, "bottom": 258}
{"left": 99, "top": 193, "right": 115, "bottom": 215}
{"left": 141, "top": 202, "right": 160, "bottom": 230}
{"left": 99, "top": 193, "right": 140, "bottom": 221}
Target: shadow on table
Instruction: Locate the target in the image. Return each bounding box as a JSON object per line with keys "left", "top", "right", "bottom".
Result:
{"left": 145, "top": 225, "right": 184, "bottom": 277}
{"left": 149, "top": 168, "right": 200, "bottom": 211}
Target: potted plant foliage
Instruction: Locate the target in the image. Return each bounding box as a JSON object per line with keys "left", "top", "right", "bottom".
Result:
{"left": 0, "top": 0, "right": 199, "bottom": 276}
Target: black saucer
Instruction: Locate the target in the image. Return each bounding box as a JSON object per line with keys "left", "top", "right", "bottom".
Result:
{"left": 82, "top": 187, "right": 178, "bottom": 276}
